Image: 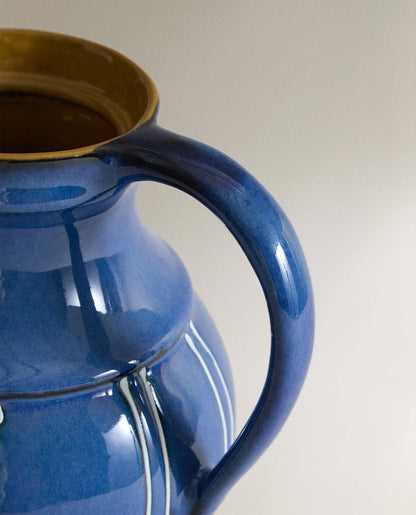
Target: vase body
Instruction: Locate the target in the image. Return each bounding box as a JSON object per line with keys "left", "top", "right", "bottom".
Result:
{"left": 0, "top": 182, "right": 234, "bottom": 514}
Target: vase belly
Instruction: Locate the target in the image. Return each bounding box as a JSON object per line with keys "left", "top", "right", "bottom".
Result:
{"left": 0, "top": 296, "right": 234, "bottom": 514}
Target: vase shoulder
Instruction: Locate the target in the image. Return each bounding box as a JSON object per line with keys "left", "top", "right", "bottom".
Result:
{"left": 0, "top": 186, "right": 193, "bottom": 396}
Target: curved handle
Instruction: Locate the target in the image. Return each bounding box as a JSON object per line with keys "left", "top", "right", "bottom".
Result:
{"left": 99, "top": 123, "right": 314, "bottom": 513}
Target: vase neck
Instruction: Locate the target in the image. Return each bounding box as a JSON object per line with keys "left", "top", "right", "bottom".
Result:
{"left": 0, "top": 184, "right": 142, "bottom": 272}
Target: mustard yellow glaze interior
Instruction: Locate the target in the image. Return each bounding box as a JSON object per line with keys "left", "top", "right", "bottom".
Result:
{"left": 0, "top": 29, "right": 158, "bottom": 161}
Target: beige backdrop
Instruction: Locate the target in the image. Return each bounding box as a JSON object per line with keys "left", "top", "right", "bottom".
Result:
{"left": 1, "top": 1, "right": 415, "bottom": 513}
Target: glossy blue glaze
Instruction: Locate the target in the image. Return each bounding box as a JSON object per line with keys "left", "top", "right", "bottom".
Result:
{"left": 0, "top": 296, "right": 233, "bottom": 514}
{"left": 0, "top": 100, "right": 313, "bottom": 514}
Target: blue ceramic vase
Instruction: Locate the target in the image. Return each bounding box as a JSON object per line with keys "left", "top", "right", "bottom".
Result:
{"left": 0, "top": 30, "right": 314, "bottom": 514}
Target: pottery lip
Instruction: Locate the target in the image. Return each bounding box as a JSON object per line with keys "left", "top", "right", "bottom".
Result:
{"left": 0, "top": 28, "right": 159, "bottom": 161}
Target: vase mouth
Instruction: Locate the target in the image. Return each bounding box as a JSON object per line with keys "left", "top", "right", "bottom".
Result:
{"left": 0, "top": 29, "right": 158, "bottom": 161}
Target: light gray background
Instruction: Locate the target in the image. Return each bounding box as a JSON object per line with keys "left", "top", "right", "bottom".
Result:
{"left": 1, "top": 1, "right": 415, "bottom": 513}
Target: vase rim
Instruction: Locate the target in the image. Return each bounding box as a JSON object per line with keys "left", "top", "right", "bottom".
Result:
{"left": 0, "top": 28, "right": 159, "bottom": 161}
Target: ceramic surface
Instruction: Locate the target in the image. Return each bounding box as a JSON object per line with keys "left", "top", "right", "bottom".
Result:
{"left": 0, "top": 30, "right": 314, "bottom": 514}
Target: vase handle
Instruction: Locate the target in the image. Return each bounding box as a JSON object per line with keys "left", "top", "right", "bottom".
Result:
{"left": 102, "top": 123, "right": 314, "bottom": 513}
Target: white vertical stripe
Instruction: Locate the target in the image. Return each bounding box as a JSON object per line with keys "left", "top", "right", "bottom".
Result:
{"left": 0, "top": 406, "right": 3, "bottom": 425}
{"left": 185, "top": 333, "right": 229, "bottom": 453}
{"left": 119, "top": 377, "right": 152, "bottom": 515}
{"left": 139, "top": 368, "right": 171, "bottom": 515}
{"left": 189, "top": 321, "right": 235, "bottom": 441}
